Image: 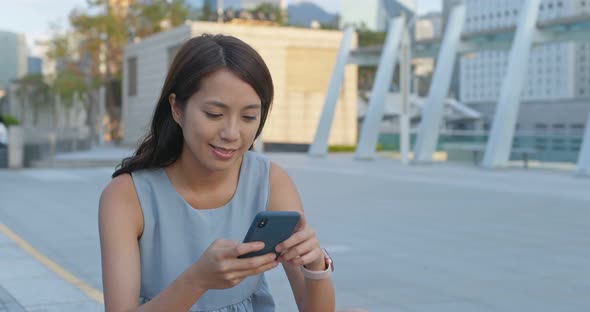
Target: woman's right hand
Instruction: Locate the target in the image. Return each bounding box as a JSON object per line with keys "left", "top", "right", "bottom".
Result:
{"left": 187, "top": 239, "right": 279, "bottom": 291}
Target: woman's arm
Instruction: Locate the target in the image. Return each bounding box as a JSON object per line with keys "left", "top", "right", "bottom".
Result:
{"left": 267, "top": 162, "right": 335, "bottom": 312}
{"left": 99, "top": 174, "right": 278, "bottom": 312}
{"left": 99, "top": 175, "right": 207, "bottom": 312}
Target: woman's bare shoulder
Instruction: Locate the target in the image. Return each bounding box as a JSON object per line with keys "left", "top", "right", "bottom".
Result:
{"left": 99, "top": 173, "right": 144, "bottom": 238}
{"left": 268, "top": 161, "right": 303, "bottom": 213}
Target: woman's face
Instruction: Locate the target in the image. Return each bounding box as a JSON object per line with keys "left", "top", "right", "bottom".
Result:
{"left": 171, "top": 68, "right": 262, "bottom": 172}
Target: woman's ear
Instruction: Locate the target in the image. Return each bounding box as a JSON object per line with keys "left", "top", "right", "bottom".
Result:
{"left": 169, "top": 93, "right": 182, "bottom": 125}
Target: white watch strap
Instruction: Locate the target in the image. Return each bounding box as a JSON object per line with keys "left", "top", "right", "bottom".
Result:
{"left": 300, "top": 248, "right": 333, "bottom": 280}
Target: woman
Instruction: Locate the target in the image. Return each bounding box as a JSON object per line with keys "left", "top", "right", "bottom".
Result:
{"left": 99, "top": 34, "right": 352, "bottom": 311}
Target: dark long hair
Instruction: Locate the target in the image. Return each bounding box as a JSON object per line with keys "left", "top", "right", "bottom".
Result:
{"left": 113, "top": 34, "right": 274, "bottom": 178}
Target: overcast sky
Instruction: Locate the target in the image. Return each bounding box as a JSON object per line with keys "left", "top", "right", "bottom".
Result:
{"left": 0, "top": 0, "right": 441, "bottom": 53}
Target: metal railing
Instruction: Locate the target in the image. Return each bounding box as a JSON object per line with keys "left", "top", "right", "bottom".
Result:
{"left": 378, "top": 129, "right": 584, "bottom": 163}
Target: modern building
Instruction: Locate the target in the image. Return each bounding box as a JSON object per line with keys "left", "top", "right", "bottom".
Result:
{"left": 122, "top": 21, "right": 358, "bottom": 148}
{"left": 0, "top": 31, "right": 27, "bottom": 91}
{"left": 415, "top": 12, "right": 443, "bottom": 40}
{"left": 413, "top": 12, "right": 443, "bottom": 96}
{"left": 340, "top": 0, "right": 416, "bottom": 32}
{"left": 442, "top": 0, "right": 463, "bottom": 101}
{"left": 458, "top": 0, "right": 590, "bottom": 160}
{"left": 27, "top": 57, "right": 43, "bottom": 75}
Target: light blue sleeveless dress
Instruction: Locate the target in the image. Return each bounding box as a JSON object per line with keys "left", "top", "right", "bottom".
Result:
{"left": 131, "top": 151, "right": 276, "bottom": 311}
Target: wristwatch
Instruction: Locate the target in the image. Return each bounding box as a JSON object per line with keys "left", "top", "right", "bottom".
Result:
{"left": 300, "top": 248, "right": 334, "bottom": 280}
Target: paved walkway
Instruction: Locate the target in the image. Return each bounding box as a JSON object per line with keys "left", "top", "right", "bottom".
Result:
{"left": 1, "top": 147, "right": 589, "bottom": 311}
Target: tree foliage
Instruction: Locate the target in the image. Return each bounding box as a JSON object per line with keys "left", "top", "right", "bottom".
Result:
{"left": 52, "top": 65, "right": 88, "bottom": 109}
{"left": 249, "top": 3, "right": 284, "bottom": 25}
{"left": 14, "top": 74, "right": 52, "bottom": 126}
{"left": 43, "top": 0, "right": 191, "bottom": 141}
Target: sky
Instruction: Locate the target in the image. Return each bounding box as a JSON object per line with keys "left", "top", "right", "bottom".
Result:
{"left": 0, "top": 0, "right": 442, "bottom": 54}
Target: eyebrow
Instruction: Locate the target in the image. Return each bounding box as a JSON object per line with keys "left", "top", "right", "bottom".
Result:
{"left": 204, "top": 100, "right": 261, "bottom": 110}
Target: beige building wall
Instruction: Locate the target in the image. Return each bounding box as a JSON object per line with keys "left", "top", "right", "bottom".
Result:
{"left": 122, "top": 21, "right": 357, "bottom": 147}
{"left": 122, "top": 25, "right": 192, "bottom": 145}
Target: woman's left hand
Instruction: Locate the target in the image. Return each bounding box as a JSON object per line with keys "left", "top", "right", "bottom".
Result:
{"left": 275, "top": 214, "right": 324, "bottom": 270}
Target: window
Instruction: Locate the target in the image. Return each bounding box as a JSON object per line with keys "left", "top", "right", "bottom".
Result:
{"left": 127, "top": 57, "right": 137, "bottom": 97}
{"left": 553, "top": 124, "right": 566, "bottom": 131}
{"left": 536, "top": 123, "right": 548, "bottom": 130}
{"left": 570, "top": 124, "right": 585, "bottom": 135}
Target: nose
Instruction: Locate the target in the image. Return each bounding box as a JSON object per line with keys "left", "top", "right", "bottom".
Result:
{"left": 220, "top": 118, "right": 239, "bottom": 142}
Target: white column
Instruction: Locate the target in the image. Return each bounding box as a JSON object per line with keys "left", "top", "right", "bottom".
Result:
{"left": 7, "top": 126, "right": 24, "bottom": 169}
{"left": 575, "top": 112, "right": 590, "bottom": 176}
{"left": 482, "top": 0, "right": 541, "bottom": 169}
{"left": 355, "top": 17, "right": 405, "bottom": 160}
{"left": 98, "top": 87, "right": 106, "bottom": 145}
{"left": 309, "top": 27, "right": 354, "bottom": 157}
{"left": 399, "top": 27, "right": 411, "bottom": 165}
{"left": 413, "top": 5, "right": 466, "bottom": 163}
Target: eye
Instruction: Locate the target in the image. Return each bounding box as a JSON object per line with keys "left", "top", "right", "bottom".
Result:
{"left": 243, "top": 116, "right": 257, "bottom": 121}
{"left": 205, "top": 112, "right": 222, "bottom": 119}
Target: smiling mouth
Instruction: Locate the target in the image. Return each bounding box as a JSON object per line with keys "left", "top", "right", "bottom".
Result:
{"left": 210, "top": 145, "right": 238, "bottom": 153}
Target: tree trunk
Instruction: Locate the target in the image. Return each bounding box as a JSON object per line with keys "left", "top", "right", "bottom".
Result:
{"left": 104, "top": 0, "right": 121, "bottom": 143}
{"left": 84, "top": 89, "right": 99, "bottom": 146}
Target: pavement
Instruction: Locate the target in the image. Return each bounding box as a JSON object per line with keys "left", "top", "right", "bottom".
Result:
{"left": 1, "top": 146, "right": 590, "bottom": 311}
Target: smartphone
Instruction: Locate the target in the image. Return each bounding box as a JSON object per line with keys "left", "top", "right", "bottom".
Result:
{"left": 238, "top": 211, "right": 301, "bottom": 259}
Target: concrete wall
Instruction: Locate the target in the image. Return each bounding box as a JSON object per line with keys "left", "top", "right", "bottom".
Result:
{"left": 122, "top": 25, "right": 192, "bottom": 146}
{"left": 122, "top": 21, "right": 357, "bottom": 147}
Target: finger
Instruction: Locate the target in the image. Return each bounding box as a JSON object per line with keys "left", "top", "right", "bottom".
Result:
{"left": 230, "top": 252, "right": 277, "bottom": 271}
{"left": 276, "top": 227, "right": 314, "bottom": 253}
{"left": 278, "top": 237, "right": 318, "bottom": 262}
{"left": 224, "top": 241, "right": 265, "bottom": 258}
{"left": 213, "top": 239, "right": 239, "bottom": 248}
{"left": 290, "top": 248, "right": 322, "bottom": 266}
{"left": 232, "top": 258, "right": 280, "bottom": 279}
{"left": 293, "top": 213, "right": 307, "bottom": 231}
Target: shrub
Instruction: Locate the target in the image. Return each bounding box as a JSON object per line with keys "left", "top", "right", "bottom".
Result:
{"left": 328, "top": 144, "right": 383, "bottom": 153}
{"left": 1, "top": 114, "right": 20, "bottom": 127}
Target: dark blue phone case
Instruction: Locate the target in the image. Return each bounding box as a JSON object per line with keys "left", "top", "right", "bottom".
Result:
{"left": 238, "top": 211, "right": 301, "bottom": 259}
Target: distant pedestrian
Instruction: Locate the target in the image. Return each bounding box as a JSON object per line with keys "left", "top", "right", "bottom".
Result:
{"left": 98, "top": 34, "right": 363, "bottom": 312}
{"left": 0, "top": 115, "right": 8, "bottom": 147}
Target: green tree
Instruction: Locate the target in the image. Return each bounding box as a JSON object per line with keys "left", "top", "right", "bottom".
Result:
{"left": 200, "top": 0, "right": 212, "bottom": 21}
{"left": 250, "top": 3, "right": 284, "bottom": 25}
{"left": 55, "top": 0, "right": 190, "bottom": 142}
{"left": 129, "top": 0, "right": 189, "bottom": 37}
{"left": 52, "top": 65, "right": 88, "bottom": 110}
{"left": 14, "top": 74, "right": 53, "bottom": 126}
{"left": 358, "top": 30, "right": 387, "bottom": 47}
